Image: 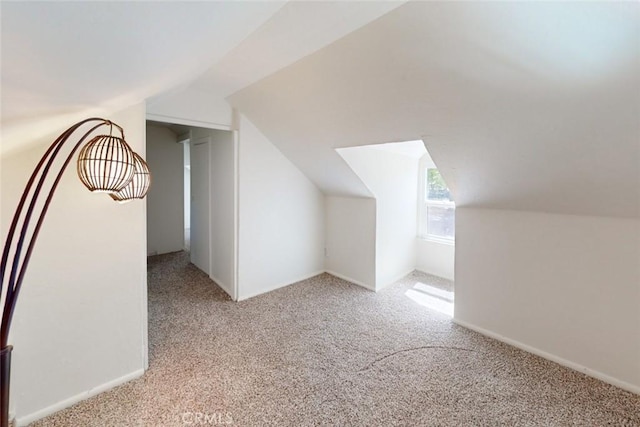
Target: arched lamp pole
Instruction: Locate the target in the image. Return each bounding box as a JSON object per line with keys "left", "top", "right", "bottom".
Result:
{"left": 0, "top": 118, "right": 151, "bottom": 427}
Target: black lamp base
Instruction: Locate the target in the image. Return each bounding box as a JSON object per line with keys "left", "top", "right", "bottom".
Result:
{"left": 0, "top": 346, "right": 12, "bottom": 427}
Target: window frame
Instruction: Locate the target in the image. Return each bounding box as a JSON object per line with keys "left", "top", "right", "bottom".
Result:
{"left": 417, "top": 158, "right": 455, "bottom": 245}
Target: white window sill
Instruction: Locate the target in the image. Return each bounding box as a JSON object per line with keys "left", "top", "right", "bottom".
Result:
{"left": 417, "top": 236, "right": 455, "bottom": 246}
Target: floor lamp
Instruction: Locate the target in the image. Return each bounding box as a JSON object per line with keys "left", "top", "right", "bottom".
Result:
{"left": 0, "top": 118, "right": 151, "bottom": 427}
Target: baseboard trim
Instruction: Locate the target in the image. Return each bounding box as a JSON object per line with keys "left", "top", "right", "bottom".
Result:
{"left": 325, "top": 270, "right": 375, "bottom": 291}
{"left": 453, "top": 318, "right": 640, "bottom": 396}
{"left": 414, "top": 268, "right": 454, "bottom": 282}
{"left": 17, "top": 368, "right": 145, "bottom": 426}
{"left": 237, "top": 270, "right": 325, "bottom": 301}
{"left": 377, "top": 268, "right": 416, "bottom": 291}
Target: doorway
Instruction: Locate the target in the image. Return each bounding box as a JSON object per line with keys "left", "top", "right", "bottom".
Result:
{"left": 145, "top": 119, "right": 238, "bottom": 300}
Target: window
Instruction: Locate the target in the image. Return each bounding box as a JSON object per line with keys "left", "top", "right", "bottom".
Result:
{"left": 418, "top": 166, "right": 455, "bottom": 243}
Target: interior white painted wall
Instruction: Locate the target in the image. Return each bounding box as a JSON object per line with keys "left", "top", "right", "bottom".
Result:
{"left": 237, "top": 115, "right": 324, "bottom": 300}
{"left": 338, "top": 145, "right": 419, "bottom": 290}
{"left": 0, "top": 103, "right": 148, "bottom": 424}
{"left": 325, "top": 196, "right": 377, "bottom": 290}
{"left": 455, "top": 208, "right": 640, "bottom": 393}
{"left": 147, "top": 87, "right": 234, "bottom": 131}
{"left": 146, "top": 124, "right": 184, "bottom": 256}
{"left": 416, "top": 240, "right": 455, "bottom": 281}
{"left": 209, "top": 131, "right": 236, "bottom": 298}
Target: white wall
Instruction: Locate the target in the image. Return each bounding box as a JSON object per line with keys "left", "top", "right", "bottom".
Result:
{"left": 147, "top": 87, "right": 233, "bottom": 131}
{"left": 325, "top": 196, "right": 377, "bottom": 290}
{"left": 237, "top": 115, "right": 325, "bottom": 300}
{"left": 146, "top": 124, "right": 184, "bottom": 255}
{"left": 455, "top": 207, "right": 640, "bottom": 393}
{"left": 0, "top": 103, "right": 147, "bottom": 424}
{"left": 209, "top": 131, "right": 236, "bottom": 298}
{"left": 416, "top": 240, "right": 455, "bottom": 281}
{"left": 338, "top": 147, "right": 419, "bottom": 290}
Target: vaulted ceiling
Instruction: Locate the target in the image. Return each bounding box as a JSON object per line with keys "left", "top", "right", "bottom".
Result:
{"left": 229, "top": 1, "right": 640, "bottom": 218}
{"left": 2, "top": 1, "right": 638, "bottom": 218}
{"left": 0, "top": 1, "right": 403, "bottom": 154}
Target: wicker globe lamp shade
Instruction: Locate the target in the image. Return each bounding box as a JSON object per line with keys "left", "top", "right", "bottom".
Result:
{"left": 110, "top": 152, "right": 151, "bottom": 203}
{"left": 77, "top": 134, "right": 136, "bottom": 193}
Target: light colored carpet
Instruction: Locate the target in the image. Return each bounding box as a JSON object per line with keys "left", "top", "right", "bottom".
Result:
{"left": 32, "top": 251, "right": 639, "bottom": 426}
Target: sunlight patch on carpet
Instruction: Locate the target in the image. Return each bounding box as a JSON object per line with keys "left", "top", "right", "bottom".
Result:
{"left": 405, "top": 282, "right": 453, "bottom": 317}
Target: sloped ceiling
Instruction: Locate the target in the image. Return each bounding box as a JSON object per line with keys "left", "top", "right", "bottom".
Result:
{"left": 0, "top": 1, "right": 285, "bottom": 154}
{"left": 1, "top": 1, "right": 405, "bottom": 156}
{"left": 188, "top": 1, "right": 405, "bottom": 98}
{"left": 229, "top": 1, "right": 640, "bottom": 218}
{"left": 3, "top": 1, "right": 638, "bottom": 217}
